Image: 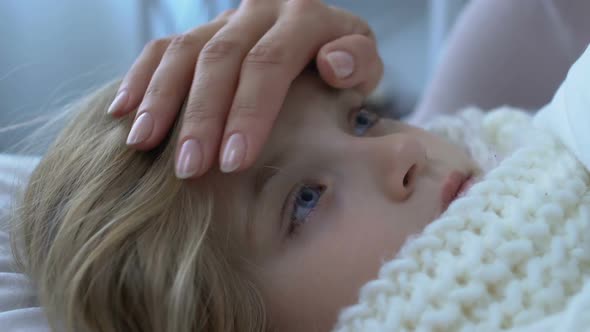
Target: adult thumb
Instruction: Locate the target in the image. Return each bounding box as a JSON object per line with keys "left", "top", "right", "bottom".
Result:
{"left": 316, "top": 34, "right": 384, "bottom": 95}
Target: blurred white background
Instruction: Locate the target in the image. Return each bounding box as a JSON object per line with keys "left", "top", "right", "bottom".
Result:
{"left": 0, "top": 0, "right": 467, "bottom": 152}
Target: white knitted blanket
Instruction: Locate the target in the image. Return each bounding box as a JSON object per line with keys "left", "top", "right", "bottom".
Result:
{"left": 333, "top": 44, "right": 590, "bottom": 332}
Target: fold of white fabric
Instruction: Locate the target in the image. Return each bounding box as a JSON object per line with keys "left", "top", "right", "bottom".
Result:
{"left": 534, "top": 43, "right": 590, "bottom": 172}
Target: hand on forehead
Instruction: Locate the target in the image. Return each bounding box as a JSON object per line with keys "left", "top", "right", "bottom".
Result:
{"left": 110, "top": 0, "right": 383, "bottom": 180}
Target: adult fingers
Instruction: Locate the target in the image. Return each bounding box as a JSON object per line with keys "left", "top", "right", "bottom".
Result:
{"left": 125, "top": 17, "right": 230, "bottom": 150}
{"left": 108, "top": 9, "right": 236, "bottom": 119}
{"left": 174, "top": 2, "right": 280, "bottom": 179}
{"left": 219, "top": 1, "right": 374, "bottom": 173}
{"left": 107, "top": 37, "right": 172, "bottom": 117}
{"left": 316, "top": 34, "right": 384, "bottom": 95}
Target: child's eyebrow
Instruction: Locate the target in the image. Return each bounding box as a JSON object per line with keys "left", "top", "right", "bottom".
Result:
{"left": 253, "top": 153, "right": 286, "bottom": 197}
{"left": 254, "top": 166, "right": 280, "bottom": 197}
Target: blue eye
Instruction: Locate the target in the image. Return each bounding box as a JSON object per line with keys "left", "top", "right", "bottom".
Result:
{"left": 352, "top": 107, "right": 380, "bottom": 136}
{"left": 289, "top": 185, "right": 325, "bottom": 235}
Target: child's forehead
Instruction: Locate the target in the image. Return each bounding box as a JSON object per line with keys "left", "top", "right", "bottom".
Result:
{"left": 260, "top": 73, "right": 365, "bottom": 153}
{"left": 283, "top": 73, "right": 332, "bottom": 110}
{"left": 279, "top": 73, "right": 361, "bottom": 124}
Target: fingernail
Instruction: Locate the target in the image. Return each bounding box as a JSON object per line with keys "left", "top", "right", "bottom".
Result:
{"left": 221, "top": 132, "right": 246, "bottom": 173}
{"left": 326, "top": 51, "right": 354, "bottom": 79}
{"left": 108, "top": 90, "right": 129, "bottom": 114}
{"left": 176, "top": 138, "right": 202, "bottom": 179}
{"left": 126, "top": 112, "right": 153, "bottom": 145}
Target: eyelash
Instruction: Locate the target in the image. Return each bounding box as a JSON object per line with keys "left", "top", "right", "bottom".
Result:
{"left": 286, "top": 183, "right": 325, "bottom": 237}
{"left": 350, "top": 103, "right": 381, "bottom": 136}
{"left": 285, "top": 105, "right": 380, "bottom": 237}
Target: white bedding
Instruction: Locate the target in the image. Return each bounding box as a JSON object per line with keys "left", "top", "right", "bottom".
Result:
{"left": 0, "top": 154, "right": 49, "bottom": 332}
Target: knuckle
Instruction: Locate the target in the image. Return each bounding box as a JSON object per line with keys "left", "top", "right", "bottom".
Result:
{"left": 183, "top": 101, "right": 222, "bottom": 126}
{"left": 286, "top": 0, "right": 321, "bottom": 15}
{"left": 143, "top": 38, "right": 170, "bottom": 53}
{"left": 245, "top": 41, "right": 286, "bottom": 66}
{"left": 144, "top": 85, "right": 174, "bottom": 100}
{"left": 217, "top": 8, "right": 236, "bottom": 20}
{"left": 332, "top": 7, "right": 372, "bottom": 37}
{"left": 349, "top": 15, "right": 371, "bottom": 36}
{"left": 167, "top": 33, "right": 201, "bottom": 54}
{"left": 199, "top": 38, "right": 242, "bottom": 63}
{"left": 231, "top": 101, "right": 260, "bottom": 120}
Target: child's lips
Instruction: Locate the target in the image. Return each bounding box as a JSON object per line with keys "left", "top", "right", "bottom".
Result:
{"left": 457, "top": 175, "right": 475, "bottom": 198}
{"left": 440, "top": 171, "right": 472, "bottom": 211}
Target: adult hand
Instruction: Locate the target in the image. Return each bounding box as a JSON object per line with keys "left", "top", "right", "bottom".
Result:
{"left": 108, "top": 0, "right": 383, "bottom": 179}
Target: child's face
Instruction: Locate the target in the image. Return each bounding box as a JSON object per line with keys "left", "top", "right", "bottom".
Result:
{"left": 219, "top": 73, "right": 479, "bottom": 330}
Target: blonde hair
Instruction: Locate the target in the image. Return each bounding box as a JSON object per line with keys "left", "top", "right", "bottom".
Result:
{"left": 10, "top": 79, "right": 266, "bottom": 331}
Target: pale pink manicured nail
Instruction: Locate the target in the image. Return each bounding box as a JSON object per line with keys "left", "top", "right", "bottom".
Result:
{"left": 175, "top": 138, "right": 202, "bottom": 179}
{"left": 326, "top": 51, "right": 355, "bottom": 79}
{"left": 220, "top": 133, "right": 246, "bottom": 173}
{"left": 108, "top": 90, "right": 129, "bottom": 114}
{"left": 126, "top": 112, "right": 153, "bottom": 145}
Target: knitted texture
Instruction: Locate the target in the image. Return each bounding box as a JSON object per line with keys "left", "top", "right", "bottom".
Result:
{"left": 333, "top": 108, "right": 590, "bottom": 332}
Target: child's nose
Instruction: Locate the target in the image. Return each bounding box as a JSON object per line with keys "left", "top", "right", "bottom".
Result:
{"left": 368, "top": 133, "right": 427, "bottom": 201}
